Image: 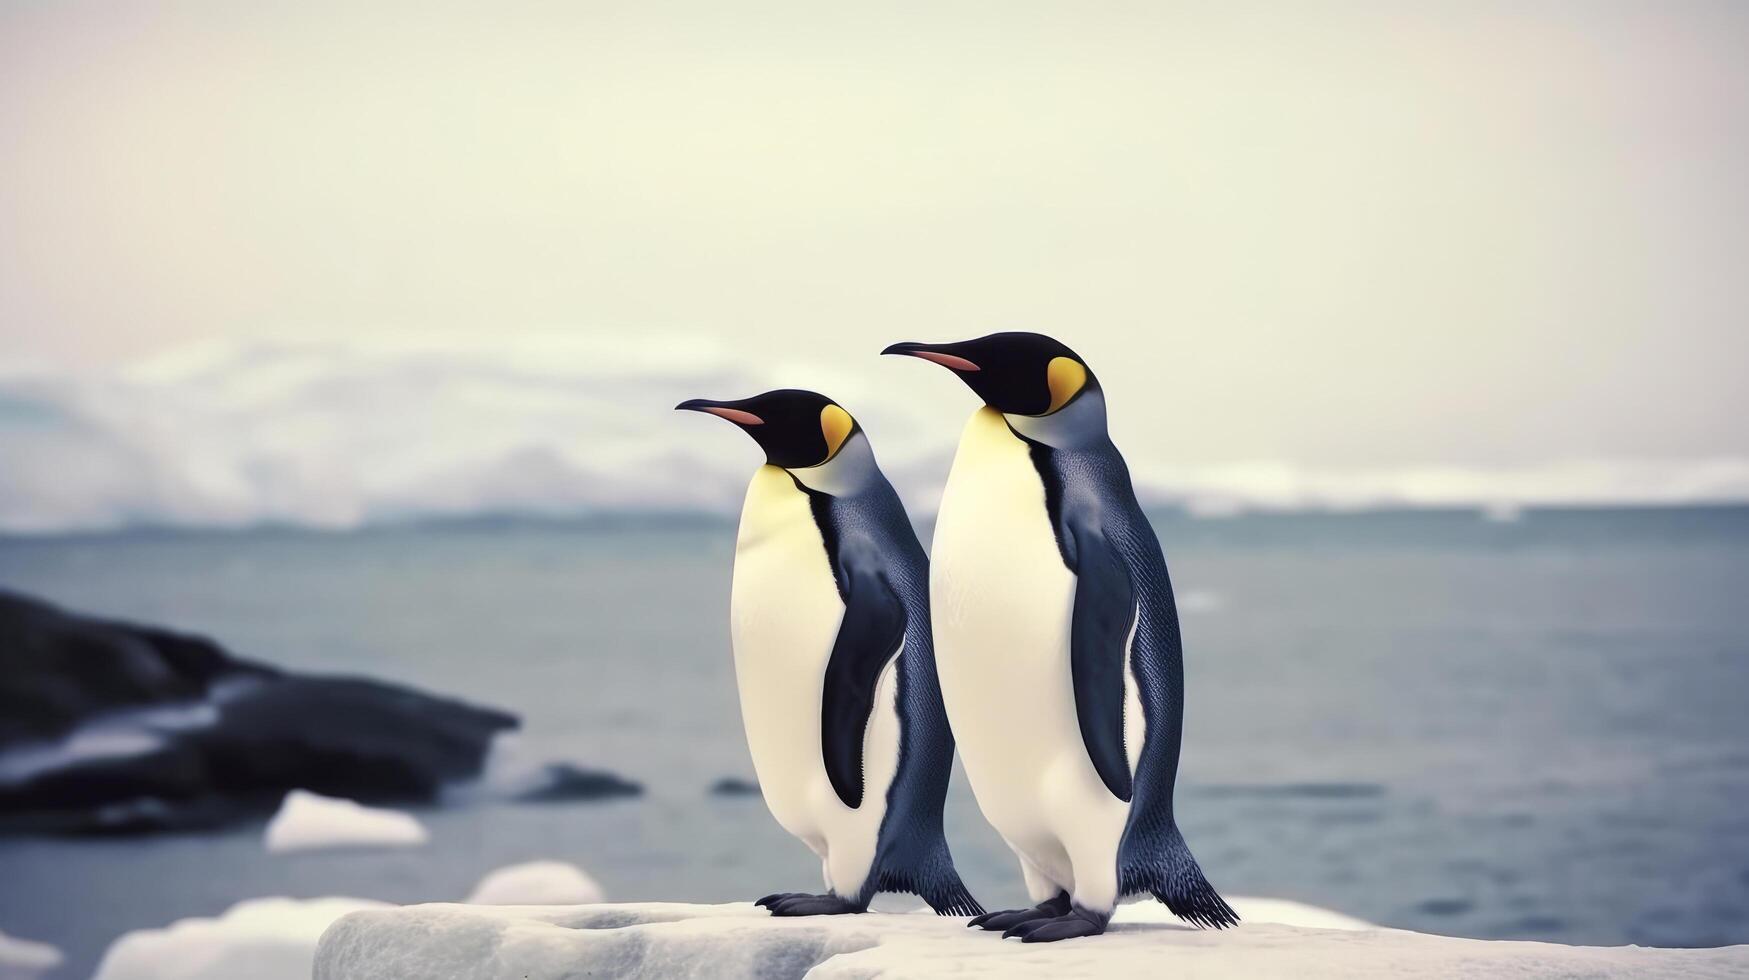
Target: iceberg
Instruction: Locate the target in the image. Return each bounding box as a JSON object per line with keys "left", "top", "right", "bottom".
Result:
{"left": 95, "top": 897, "right": 389, "bottom": 980}
{"left": 264, "top": 790, "right": 429, "bottom": 853}
{"left": 466, "top": 861, "right": 605, "bottom": 906}
{"left": 0, "top": 931, "right": 62, "bottom": 980}
{"left": 315, "top": 900, "right": 1748, "bottom": 979}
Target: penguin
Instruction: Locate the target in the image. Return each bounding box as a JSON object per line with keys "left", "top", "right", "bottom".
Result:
{"left": 676, "top": 388, "right": 982, "bottom": 918}
{"left": 882, "top": 333, "right": 1237, "bottom": 941}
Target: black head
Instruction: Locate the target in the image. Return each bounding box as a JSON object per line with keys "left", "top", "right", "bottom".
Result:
{"left": 881, "top": 332, "right": 1095, "bottom": 417}
{"left": 675, "top": 388, "right": 859, "bottom": 469}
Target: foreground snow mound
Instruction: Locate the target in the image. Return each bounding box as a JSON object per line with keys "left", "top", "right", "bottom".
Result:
{"left": 96, "top": 897, "right": 389, "bottom": 980}
{"left": 467, "top": 860, "right": 605, "bottom": 905}
{"left": 0, "top": 931, "right": 63, "bottom": 980}
{"left": 264, "top": 790, "right": 429, "bottom": 853}
{"left": 315, "top": 900, "right": 1748, "bottom": 980}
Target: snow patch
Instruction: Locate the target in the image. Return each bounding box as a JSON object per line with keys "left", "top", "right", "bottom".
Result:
{"left": 0, "top": 931, "right": 62, "bottom": 980}
{"left": 263, "top": 791, "right": 428, "bottom": 854}
{"left": 0, "top": 698, "right": 228, "bottom": 786}
{"left": 94, "top": 897, "right": 389, "bottom": 980}
{"left": 466, "top": 861, "right": 604, "bottom": 906}
{"left": 314, "top": 900, "right": 1748, "bottom": 980}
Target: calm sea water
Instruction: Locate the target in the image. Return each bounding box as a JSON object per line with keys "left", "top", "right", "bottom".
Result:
{"left": 2, "top": 508, "right": 1747, "bottom": 977}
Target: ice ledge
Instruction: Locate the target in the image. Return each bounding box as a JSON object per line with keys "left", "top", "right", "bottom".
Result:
{"left": 314, "top": 900, "right": 1748, "bottom": 979}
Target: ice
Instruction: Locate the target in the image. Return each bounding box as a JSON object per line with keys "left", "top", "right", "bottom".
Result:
{"left": 263, "top": 790, "right": 429, "bottom": 854}
{"left": 315, "top": 900, "right": 1749, "bottom": 979}
{"left": 0, "top": 931, "right": 62, "bottom": 980}
{"left": 94, "top": 897, "right": 389, "bottom": 980}
{"left": 466, "top": 861, "right": 605, "bottom": 905}
{"left": 5, "top": 337, "right": 1748, "bottom": 534}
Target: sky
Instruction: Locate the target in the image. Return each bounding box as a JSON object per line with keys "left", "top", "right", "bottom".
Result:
{"left": 1, "top": 1, "right": 1746, "bottom": 529}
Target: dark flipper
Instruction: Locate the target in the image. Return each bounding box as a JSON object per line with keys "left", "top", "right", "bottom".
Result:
{"left": 1121, "top": 823, "right": 1240, "bottom": 929}
{"left": 820, "top": 568, "right": 906, "bottom": 809}
{"left": 1068, "top": 522, "right": 1136, "bottom": 802}
{"left": 871, "top": 843, "right": 985, "bottom": 916}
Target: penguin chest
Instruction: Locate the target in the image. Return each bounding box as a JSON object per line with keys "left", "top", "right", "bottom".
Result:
{"left": 729, "top": 466, "right": 900, "bottom": 875}
{"left": 931, "top": 409, "right": 1107, "bottom": 843}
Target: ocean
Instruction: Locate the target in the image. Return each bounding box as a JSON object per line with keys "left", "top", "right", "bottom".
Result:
{"left": 1, "top": 507, "right": 1746, "bottom": 977}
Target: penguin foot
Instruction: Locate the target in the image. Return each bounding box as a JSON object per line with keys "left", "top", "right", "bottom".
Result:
{"left": 764, "top": 893, "right": 865, "bottom": 916}
{"left": 1002, "top": 906, "right": 1110, "bottom": 942}
{"left": 967, "top": 893, "right": 1071, "bottom": 931}
{"left": 755, "top": 892, "right": 814, "bottom": 909}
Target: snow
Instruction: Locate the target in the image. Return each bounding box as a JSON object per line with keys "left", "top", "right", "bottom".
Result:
{"left": 466, "top": 861, "right": 605, "bottom": 905}
{"left": 0, "top": 699, "right": 225, "bottom": 786}
{"left": 5, "top": 336, "right": 1748, "bottom": 534}
{"left": 0, "top": 931, "right": 62, "bottom": 980}
{"left": 314, "top": 900, "right": 1749, "bottom": 979}
{"left": 94, "top": 897, "right": 390, "bottom": 980}
{"left": 263, "top": 790, "right": 429, "bottom": 854}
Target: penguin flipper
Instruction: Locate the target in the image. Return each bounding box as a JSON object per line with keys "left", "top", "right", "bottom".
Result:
{"left": 1068, "top": 521, "right": 1137, "bottom": 802}
{"left": 820, "top": 566, "right": 906, "bottom": 809}
{"left": 872, "top": 849, "right": 985, "bottom": 917}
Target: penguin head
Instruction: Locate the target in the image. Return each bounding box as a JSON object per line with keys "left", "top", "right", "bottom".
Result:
{"left": 675, "top": 388, "right": 860, "bottom": 470}
{"left": 882, "top": 332, "right": 1098, "bottom": 418}
{"left": 884, "top": 332, "right": 1107, "bottom": 447}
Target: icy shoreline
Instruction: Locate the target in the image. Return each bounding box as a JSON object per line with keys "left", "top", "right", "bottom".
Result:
{"left": 315, "top": 899, "right": 1748, "bottom": 979}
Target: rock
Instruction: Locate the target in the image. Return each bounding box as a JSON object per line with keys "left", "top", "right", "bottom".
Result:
{"left": 0, "top": 591, "right": 517, "bottom": 834}
{"left": 0, "top": 591, "right": 271, "bottom": 746}
{"left": 95, "top": 897, "right": 390, "bottom": 980}
{"left": 264, "top": 791, "right": 429, "bottom": 853}
{"left": 0, "top": 930, "right": 63, "bottom": 980}
{"left": 314, "top": 900, "right": 1749, "bottom": 980}
{"left": 709, "top": 777, "right": 760, "bottom": 797}
{"left": 512, "top": 763, "right": 643, "bottom": 803}
{"left": 466, "top": 861, "right": 604, "bottom": 905}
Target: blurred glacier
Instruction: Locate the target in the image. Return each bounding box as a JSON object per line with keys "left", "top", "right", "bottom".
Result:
{"left": 3, "top": 337, "right": 1747, "bottom": 534}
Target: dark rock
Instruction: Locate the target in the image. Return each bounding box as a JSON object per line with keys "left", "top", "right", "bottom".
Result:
{"left": 709, "top": 776, "right": 760, "bottom": 797}
{"left": 0, "top": 593, "right": 274, "bottom": 746}
{"left": 0, "top": 590, "right": 522, "bottom": 835}
{"left": 514, "top": 763, "right": 644, "bottom": 803}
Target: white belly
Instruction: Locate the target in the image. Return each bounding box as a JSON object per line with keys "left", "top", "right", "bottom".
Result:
{"left": 930, "top": 408, "right": 1130, "bottom": 898}
{"left": 730, "top": 465, "right": 900, "bottom": 896}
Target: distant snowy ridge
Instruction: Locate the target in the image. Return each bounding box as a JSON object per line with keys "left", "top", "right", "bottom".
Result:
{"left": 4, "top": 338, "right": 1746, "bottom": 534}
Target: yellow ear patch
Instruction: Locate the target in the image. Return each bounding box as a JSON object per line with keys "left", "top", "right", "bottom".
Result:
{"left": 1045, "top": 357, "right": 1087, "bottom": 414}
{"left": 820, "top": 404, "right": 855, "bottom": 459}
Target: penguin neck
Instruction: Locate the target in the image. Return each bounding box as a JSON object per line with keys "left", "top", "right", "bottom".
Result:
{"left": 1003, "top": 387, "right": 1109, "bottom": 450}
{"left": 785, "top": 430, "right": 882, "bottom": 498}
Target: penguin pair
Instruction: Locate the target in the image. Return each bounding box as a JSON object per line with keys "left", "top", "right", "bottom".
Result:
{"left": 677, "top": 332, "right": 1236, "bottom": 941}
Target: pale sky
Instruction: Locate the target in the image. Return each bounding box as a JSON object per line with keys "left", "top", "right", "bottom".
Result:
{"left": 3, "top": 0, "right": 1745, "bottom": 469}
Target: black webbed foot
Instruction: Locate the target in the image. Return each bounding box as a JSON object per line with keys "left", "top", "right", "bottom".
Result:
{"left": 754, "top": 892, "right": 806, "bottom": 910}
{"left": 1002, "top": 905, "right": 1110, "bottom": 942}
{"left": 967, "top": 892, "right": 1070, "bottom": 931}
{"left": 765, "top": 893, "right": 866, "bottom": 916}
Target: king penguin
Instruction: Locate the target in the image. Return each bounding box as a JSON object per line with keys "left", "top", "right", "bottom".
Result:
{"left": 676, "top": 389, "right": 981, "bottom": 918}
{"left": 882, "top": 333, "right": 1238, "bottom": 941}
